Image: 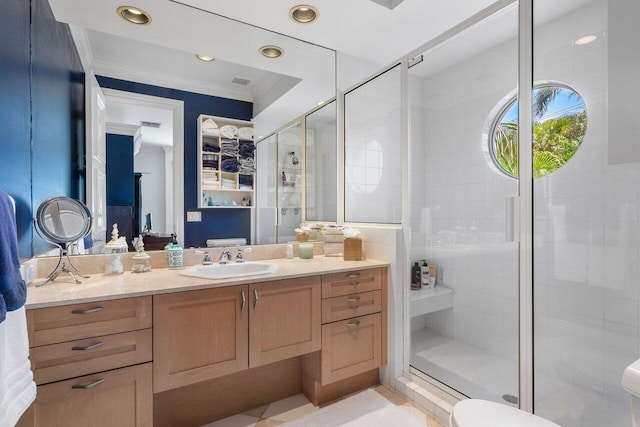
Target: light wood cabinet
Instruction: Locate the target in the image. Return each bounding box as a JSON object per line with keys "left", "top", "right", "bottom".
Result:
{"left": 249, "top": 277, "right": 321, "bottom": 367}
{"left": 153, "top": 286, "right": 249, "bottom": 392}
{"left": 320, "top": 313, "right": 381, "bottom": 384}
{"left": 22, "top": 363, "right": 152, "bottom": 427}
{"left": 31, "top": 329, "right": 152, "bottom": 385}
{"left": 321, "top": 268, "right": 382, "bottom": 298}
{"left": 26, "top": 296, "right": 152, "bottom": 347}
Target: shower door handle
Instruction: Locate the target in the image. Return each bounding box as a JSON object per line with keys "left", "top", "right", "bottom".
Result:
{"left": 506, "top": 196, "right": 520, "bottom": 243}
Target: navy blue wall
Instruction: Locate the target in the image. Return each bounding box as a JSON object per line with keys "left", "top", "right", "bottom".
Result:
{"left": 0, "top": 0, "right": 31, "bottom": 259}
{"left": 106, "top": 134, "right": 134, "bottom": 205}
{"left": 96, "top": 76, "right": 253, "bottom": 248}
{"left": 0, "top": 0, "right": 84, "bottom": 259}
{"left": 31, "top": 0, "right": 85, "bottom": 256}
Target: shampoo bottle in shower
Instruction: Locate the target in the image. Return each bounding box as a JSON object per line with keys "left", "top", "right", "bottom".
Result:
{"left": 411, "top": 262, "right": 421, "bottom": 290}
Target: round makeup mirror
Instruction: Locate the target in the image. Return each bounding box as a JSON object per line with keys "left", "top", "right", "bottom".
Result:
{"left": 35, "top": 196, "right": 93, "bottom": 285}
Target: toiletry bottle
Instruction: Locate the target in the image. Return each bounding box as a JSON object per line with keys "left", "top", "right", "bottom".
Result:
{"left": 411, "top": 262, "right": 421, "bottom": 289}
{"left": 429, "top": 264, "right": 438, "bottom": 287}
{"left": 285, "top": 243, "right": 294, "bottom": 259}
{"left": 165, "top": 233, "right": 184, "bottom": 269}
{"left": 421, "top": 260, "right": 431, "bottom": 288}
{"left": 282, "top": 171, "right": 287, "bottom": 184}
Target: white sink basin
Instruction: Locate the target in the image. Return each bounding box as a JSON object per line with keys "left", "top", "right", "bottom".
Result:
{"left": 179, "top": 262, "right": 278, "bottom": 280}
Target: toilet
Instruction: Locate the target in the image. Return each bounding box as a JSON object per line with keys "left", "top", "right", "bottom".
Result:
{"left": 622, "top": 358, "right": 640, "bottom": 427}
{"left": 448, "top": 356, "right": 640, "bottom": 427}
{"left": 449, "top": 399, "right": 560, "bottom": 427}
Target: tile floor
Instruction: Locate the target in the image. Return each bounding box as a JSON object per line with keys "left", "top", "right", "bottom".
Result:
{"left": 202, "top": 385, "right": 443, "bottom": 427}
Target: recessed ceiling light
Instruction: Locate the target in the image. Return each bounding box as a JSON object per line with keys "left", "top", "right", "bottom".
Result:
{"left": 117, "top": 6, "right": 151, "bottom": 25}
{"left": 575, "top": 35, "right": 597, "bottom": 45}
{"left": 260, "top": 45, "right": 284, "bottom": 59}
{"left": 196, "top": 54, "right": 215, "bottom": 62}
{"left": 289, "top": 5, "right": 319, "bottom": 24}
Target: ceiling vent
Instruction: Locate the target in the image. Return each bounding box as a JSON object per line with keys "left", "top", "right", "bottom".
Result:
{"left": 140, "top": 121, "right": 161, "bottom": 128}
{"left": 232, "top": 77, "right": 251, "bottom": 86}
{"left": 368, "top": 0, "right": 406, "bottom": 10}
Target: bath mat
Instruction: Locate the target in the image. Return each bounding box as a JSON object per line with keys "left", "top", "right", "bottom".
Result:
{"left": 280, "top": 388, "right": 425, "bottom": 427}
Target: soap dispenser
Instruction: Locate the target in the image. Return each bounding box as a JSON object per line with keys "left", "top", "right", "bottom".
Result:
{"left": 165, "top": 233, "right": 183, "bottom": 269}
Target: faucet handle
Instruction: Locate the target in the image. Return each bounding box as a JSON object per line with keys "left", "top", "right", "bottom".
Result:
{"left": 235, "top": 247, "right": 251, "bottom": 263}
{"left": 203, "top": 251, "right": 212, "bottom": 265}
{"left": 218, "top": 247, "right": 232, "bottom": 264}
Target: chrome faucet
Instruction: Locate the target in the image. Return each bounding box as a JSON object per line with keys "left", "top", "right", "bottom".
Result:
{"left": 202, "top": 251, "right": 212, "bottom": 265}
{"left": 236, "top": 248, "right": 245, "bottom": 263}
{"left": 218, "top": 248, "right": 232, "bottom": 264}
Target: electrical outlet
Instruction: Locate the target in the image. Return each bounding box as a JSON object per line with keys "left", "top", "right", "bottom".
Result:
{"left": 186, "top": 211, "right": 202, "bottom": 222}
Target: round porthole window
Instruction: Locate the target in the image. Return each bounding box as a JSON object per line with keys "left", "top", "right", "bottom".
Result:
{"left": 489, "top": 83, "right": 587, "bottom": 178}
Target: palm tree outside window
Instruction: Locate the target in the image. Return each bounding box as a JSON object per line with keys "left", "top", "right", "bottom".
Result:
{"left": 489, "top": 83, "right": 587, "bottom": 178}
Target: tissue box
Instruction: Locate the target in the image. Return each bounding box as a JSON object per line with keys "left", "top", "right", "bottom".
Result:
{"left": 296, "top": 232, "right": 309, "bottom": 242}
{"left": 343, "top": 237, "right": 363, "bottom": 261}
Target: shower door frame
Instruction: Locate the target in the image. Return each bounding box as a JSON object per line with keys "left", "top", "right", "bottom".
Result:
{"left": 400, "top": 0, "right": 535, "bottom": 413}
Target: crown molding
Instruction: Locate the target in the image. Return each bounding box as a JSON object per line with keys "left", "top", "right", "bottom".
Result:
{"left": 68, "top": 25, "right": 94, "bottom": 71}
{"left": 92, "top": 59, "right": 254, "bottom": 103}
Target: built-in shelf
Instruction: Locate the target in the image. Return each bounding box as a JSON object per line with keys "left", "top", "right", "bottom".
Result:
{"left": 409, "top": 285, "right": 453, "bottom": 317}
{"left": 198, "top": 114, "right": 255, "bottom": 209}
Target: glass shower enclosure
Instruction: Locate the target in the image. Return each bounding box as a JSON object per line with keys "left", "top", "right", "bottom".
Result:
{"left": 407, "top": 0, "right": 640, "bottom": 426}
{"left": 408, "top": 3, "right": 520, "bottom": 406}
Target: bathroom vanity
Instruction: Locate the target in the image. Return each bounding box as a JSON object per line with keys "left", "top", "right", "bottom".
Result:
{"left": 17, "top": 257, "right": 388, "bottom": 427}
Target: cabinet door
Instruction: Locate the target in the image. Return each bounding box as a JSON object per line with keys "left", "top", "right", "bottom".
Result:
{"left": 23, "top": 363, "right": 152, "bottom": 427}
{"left": 153, "top": 286, "right": 249, "bottom": 392}
{"left": 249, "top": 277, "right": 321, "bottom": 368}
{"left": 321, "top": 313, "right": 381, "bottom": 385}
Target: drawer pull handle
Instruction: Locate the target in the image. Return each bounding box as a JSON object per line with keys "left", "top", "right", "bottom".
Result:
{"left": 253, "top": 289, "right": 259, "bottom": 309}
{"left": 71, "top": 306, "right": 104, "bottom": 315}
{"left": 72, "top": 341, "right": 105, "bottom": 351}
{"left": 241, "top": 290, "right": 246, "bottom": 312}
{"left": 72, "top": 379, "right": 104, "bottom": 389}
{"left": 347, "top": 273, "right": 360, "bottom": 279}
{"left": 346, "top": 320, "right": 361, "bottom": 328}
{"left": 346, "top": 296, "right": 361, "bottom": 304}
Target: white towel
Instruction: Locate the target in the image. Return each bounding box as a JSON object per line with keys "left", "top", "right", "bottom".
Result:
{"left": 206, "top": 238, "right": 247, "bottom": 247}
{"left": 0, "top": 306, "right": 36, "bottom": 426}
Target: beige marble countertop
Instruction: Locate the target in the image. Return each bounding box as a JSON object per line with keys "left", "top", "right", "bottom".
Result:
{"left": 26, "top": 256, "right": 389, "bottom": 309}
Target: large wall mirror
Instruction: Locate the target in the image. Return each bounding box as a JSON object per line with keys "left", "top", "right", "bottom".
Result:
{"left": 29, "top": 0, "right": 337, "bottom": 256}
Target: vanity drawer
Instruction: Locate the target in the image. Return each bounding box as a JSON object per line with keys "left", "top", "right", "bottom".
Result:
{"left": 27, "top": 296, "right": 152, "bottom": 347}
{"left": 321, "top": 290, "right": 381, "bottom": 324}
{"left": 20, "top": 363, "right": 153, "bottom": 427}
{"left": 321, "top": 268, "right": 381, "bottom": 298}
{"left": 31, "top": 329, "right": 153, "bottom": 385}
{"left": 320, "top": 313, "right": 381, "bottom": 384}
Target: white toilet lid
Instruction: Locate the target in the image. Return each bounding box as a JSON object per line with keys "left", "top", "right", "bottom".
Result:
{"left": 451, "top": 400, "right": 561, "bottom": 427}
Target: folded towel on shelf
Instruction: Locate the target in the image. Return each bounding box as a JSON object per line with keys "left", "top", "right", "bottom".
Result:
{"left": 221, "top": 158, "right": 239, "bottom": 173}
{"left": 202, "top": 185, "right": 221, "bottom": 191}
{"left": 221, "top": 139, "right": 239, "bottom": 156}
{"left": 238, "top": 175, "right": 253, "bottom": 185}
{"left": 202, "top": 118, "right": 219, "bottom": 135}
{"left": 239, "top": 142, "right": 255, "bottom": 159}
{"left": 239, "top": 157, "right": 255, "bottom": 174}
{"left": 239, "top": 185, "right": 253, "bottom": 190}
{"left": 203, "top": 142, "right": 220, "bottom": 153}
